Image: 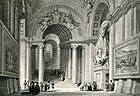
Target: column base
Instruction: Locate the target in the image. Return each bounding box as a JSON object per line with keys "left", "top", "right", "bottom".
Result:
{"left": 115, "top": 79, "right": 140, "bottom": 95}
{"left": 115, "top": 79, "right": 124, "bottom": 93}
{"left": 0, "top": 76, "right": 19, "bottom": 95}
{"left": 132, "top": 79, "right": 140, "bottom": 95}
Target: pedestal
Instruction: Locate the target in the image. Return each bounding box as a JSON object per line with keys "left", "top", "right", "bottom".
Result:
{"left": 115, "top": 79, "right": 124, "bottom": 93}
{"left": 94, "top": 66, "right": 109, "bottom": 90}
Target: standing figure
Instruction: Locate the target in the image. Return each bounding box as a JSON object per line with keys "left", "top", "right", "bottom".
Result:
{"left": 33, "top": 82, "right": 40, "bottom": 95}
{"left": 100, "top": 20, "right": 110, "bottom": 57}
{"left": 27, "top": 81, "right": 30, "bottom": 90}
{"left": 23, "top": 80, "right": 27, "bottom": 90}
{"left": 47, "top": 81, "right": 50, "bottom": 91}
{"left": 105, "top": 80, "right": 109, "bottom": 92}
{"left": 32, "top": 82, "right": 35, "bottom": 95}
{"left": 109, "top": 80, "right": 115, "bottom": 91}
{"left": 88, "top": 82, "right": 92, "bottom": 91}
{"left": 29, "top": 81, "right": 33, "bottom": 94}
{"left": 42, "top": 83, "right": 45, "bottom": 91}
{"left": 44, "top": 83, "right": 47, "bottom": 91}
{"left": 51, "top": 81, "right": 54, "bottom": 89}
{"left": 36, "top": 82, "right": 40, "bottom": 94}
{"left": 92, "top": 81, "right": 97, "bottom": 91}
{"left": 40, "top": 82, "right": 43, "bottom": 92}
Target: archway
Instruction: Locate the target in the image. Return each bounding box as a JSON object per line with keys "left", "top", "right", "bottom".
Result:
{"left": 42, "top": 24, "right": 72, "bottom": 81}
{"left": 43, "top": 24, "right": 72, "bottom": 43}
{"left": 92, "top": 3, "right": 109, "bottom": 36}
{"left": 92, "top": 2, "right": 110, "bottom": 90}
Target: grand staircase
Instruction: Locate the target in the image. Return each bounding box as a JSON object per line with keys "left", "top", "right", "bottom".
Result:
{"left": 53, "top": 79, "right": 79, "bottom": 92}
{"left": 9, "top": 75, "right": 134, "bottom": 96}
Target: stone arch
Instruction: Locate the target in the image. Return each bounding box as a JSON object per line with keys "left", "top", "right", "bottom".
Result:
{"left": 44, "top": 40, "right": 58, "bottom": 70}
{"left": 89, "top": 0, "right": 111, "bottom": 38}
{"left": 43, "top": 24, "right": 72, "bottom": 43}
{"left": 29, "top": 5, "right": 86, "bottom": 40}
{"left": 45, "top": 34, "right": 60, "bottom": 46}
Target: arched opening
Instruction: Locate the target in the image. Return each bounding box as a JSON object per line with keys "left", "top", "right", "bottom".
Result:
{"left": 43, "top": 24, "right": 72, "bottom": 43}
{"left": 92, "top": 2, "right": 110, "bottom": 90}
{"left": 92, "top": 3, "right": 109, "bottom": 36}
{"left": 42, "top": 24, "right": 72, "bottom": 81}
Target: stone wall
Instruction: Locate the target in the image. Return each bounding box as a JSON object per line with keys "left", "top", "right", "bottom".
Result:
{"left": 109, "top": 0, "right": 140, "bottom": 95}
{"left": 0, "top": 20, "right": 20, "bottom": 95}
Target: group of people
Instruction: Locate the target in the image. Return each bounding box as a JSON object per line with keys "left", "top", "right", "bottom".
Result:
{"left": 59, "top": 73, "right": 65, "bottom": 81}
{"left": 23, "top": 80, "right": 55, "bottom": 95}
{"left": 105, "top": 80, "right": 115, "bottom": 91}
{"left": 79, "top": 82, "right": 97, "bottom": 91}
{"left": 40, "top": 81, "right": 54, "bottom": 92}
{"left": 29, "top": 81, "right": 40, "bottom": 95}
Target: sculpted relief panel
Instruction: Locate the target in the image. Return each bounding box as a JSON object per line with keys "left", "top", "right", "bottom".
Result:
{"left": 93, "top": 20, "right": 110, "bottom": 68}
{"left": 4, "top": 30, "right": 19, "bottom": 76}
{"left": 32, "top": 7, "right": 83, "bottom": 37}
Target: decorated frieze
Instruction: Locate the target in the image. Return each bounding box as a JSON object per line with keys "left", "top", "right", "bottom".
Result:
{"left": 29, "top": 7, "right": 83, "bottom": 36}
{"left": 36, "top": 7, "right": 82, "bottom": 36}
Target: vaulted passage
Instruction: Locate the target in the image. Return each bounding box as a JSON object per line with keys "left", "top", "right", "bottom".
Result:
{"left": 1, "top": 0, "right": 140, "bottom": 96}
{"left": 43, "top": 24, "right": 72, "bottom": 43}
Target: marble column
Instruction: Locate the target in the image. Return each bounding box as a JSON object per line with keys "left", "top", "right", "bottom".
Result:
{"left": 68, "top": 47, "right": 72, "bottom": 79}
{"left": 81, "top": 45, "right": 85, "bottom": 83}
{"left": 35, "top": 47, "right": 39, "bottom": 71}
{"left": 77, "top": 47, "right": 81, "bottom": 83}
{"left": 65, "top": 47, "right": 68, "bottom": 77}
{"left": 60, "top": 47, "right": 64, "bottom": 71}
{"left": 20, "top": 38, "right": 27, "bottom": 90}
{"left": 56, "top": 47, "right": 60, "bottom": 69}
{"left": 109, "top": 22, "right": 115, "bottom": 80}
{"left": 71, "top": 45, "right": 78, "bottom": 83}
{"left": 63, "top": 46, "right": 66, "bottom": 75}
{"left": 38, "top": 45, "right": 44, "bottom": 83}
{"left": 26, "top": 42, "right": 31, "bottom": 81}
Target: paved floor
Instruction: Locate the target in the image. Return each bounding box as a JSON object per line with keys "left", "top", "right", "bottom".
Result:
{"left": 8, "top": 90, "right": 133, "bottom": 96}
{"left": 6, "top": 80, "right": 135, "bottom": 96}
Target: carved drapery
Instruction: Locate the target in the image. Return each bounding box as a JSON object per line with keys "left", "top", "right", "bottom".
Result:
{"left": 93, "top": 20, "right": 110, "bottom": 68}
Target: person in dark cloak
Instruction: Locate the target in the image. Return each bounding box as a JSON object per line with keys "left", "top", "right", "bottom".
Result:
{"left": 29, "top": 81, "right": 33, "bottom": 94}
{"left": 44, "top": 83, "right": 47, "bottom": 91}
{"left": 32, "top": 82, "right": 40, "bottom": 95}
{"left": 87, "top": 82, "right": 92, "bottom": 91}
{"left": 51, "top": 81, "right": 54, "bottom": 89}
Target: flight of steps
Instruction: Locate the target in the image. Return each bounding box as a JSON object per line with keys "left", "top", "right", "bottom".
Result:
{"left": 53, "top": 79, "right": 80, "bottom": 92}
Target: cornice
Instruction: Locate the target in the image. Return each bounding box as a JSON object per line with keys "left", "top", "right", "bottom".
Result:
{"left": 107, "top": 0, "right": 137, "bottom": 23}
{"left": 27, "top": 4, "right": 84, "bottom": 25}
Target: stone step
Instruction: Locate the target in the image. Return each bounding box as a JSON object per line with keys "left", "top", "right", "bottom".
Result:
{"left": 10, "top": 91, "right": 134, "bottom": 96}
{"left": 55, "top": 81, "right": 77, "bottom": 88}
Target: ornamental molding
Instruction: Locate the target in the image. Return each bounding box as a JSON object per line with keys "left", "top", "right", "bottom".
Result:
{"left": 31, "top": 7, "right": 83, "bottom": 37}
{"left": 107, "top": 0, "right": 137, "bottom": 23}
{"left": 27, "top": 4, "right": 84, "bottom": 24}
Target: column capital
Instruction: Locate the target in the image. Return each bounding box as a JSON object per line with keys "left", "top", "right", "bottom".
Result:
{"left": 30, "top": 39, "right": 45, "bottom": 46}
{"left": 38, "top": 44, "right": 44, "bottom": 49}
{"left": 71, "top": 44, "right": 78, "bottom": 49}
{"left": 56, "top": 47, "right": 60, "bottom": 51}
{"left": 81, "top": 45, "right": 86, "bottom": 49}
{"left": 60, "top": 45, "right": 69, "bottom": 49}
